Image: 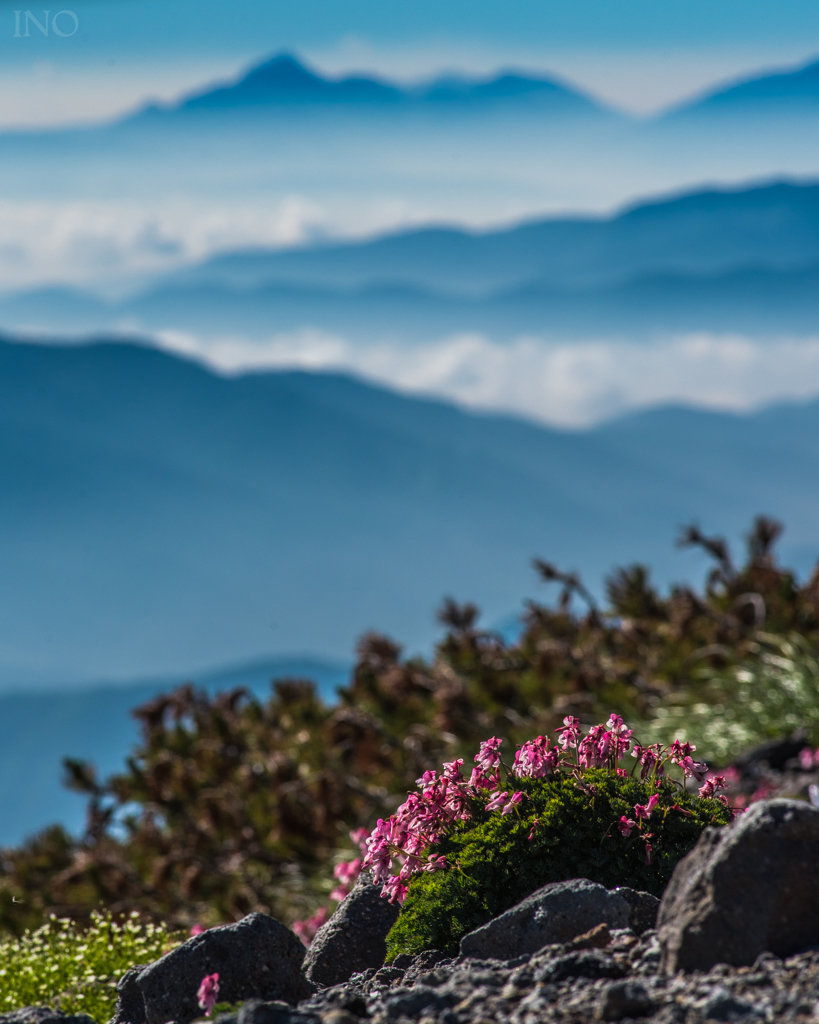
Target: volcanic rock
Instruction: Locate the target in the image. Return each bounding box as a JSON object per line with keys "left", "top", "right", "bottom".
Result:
{"left": 659, "top": 798, "right": 819, "bottom": 973}
{"left": 113, "top": 913, "right": 313, "bottom": 1024}
{"left": 459, "top": 878, "right": 630, "bottom": 960}
{"left": 302, "top": 872, "right": 399, "bottom": 987}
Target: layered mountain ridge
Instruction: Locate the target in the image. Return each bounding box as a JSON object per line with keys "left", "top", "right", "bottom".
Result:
{"left": 136, "top": 52, "right": 614, "bottom": 119}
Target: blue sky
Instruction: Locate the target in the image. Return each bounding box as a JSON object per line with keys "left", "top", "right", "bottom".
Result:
{"left": 1, "top": 0, "right": 819, "bottom": 125}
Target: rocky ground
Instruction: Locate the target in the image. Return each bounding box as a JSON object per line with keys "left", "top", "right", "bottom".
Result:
{"left": 4, "top": 799, "right": 819, "bottom": 1024}
{"left": 284, "top": 927, "right": 819, "bottom": 1024}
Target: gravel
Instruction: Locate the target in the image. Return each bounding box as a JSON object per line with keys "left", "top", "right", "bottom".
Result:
{"left": 205, "top": 926, "right": 819, "bottom": 1024}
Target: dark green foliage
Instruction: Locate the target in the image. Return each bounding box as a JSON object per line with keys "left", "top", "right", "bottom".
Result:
{"left": 386, "top": 770, "right": 732, "bottom": 958}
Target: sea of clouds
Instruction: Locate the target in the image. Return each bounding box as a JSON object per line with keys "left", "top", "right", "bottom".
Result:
{"left": 150, "top": 327, "right": 819, "bottom": 428}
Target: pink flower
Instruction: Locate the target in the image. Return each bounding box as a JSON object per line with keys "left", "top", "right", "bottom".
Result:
{"left": 643, "top": 833, "right": 653, "bottom": 865}
{"left": 631, "top": 743, "right": 666, "bottom": 781}
{"left": 381, "top": 874, "right": 409, "bottom": 904}
{"left": 634, "top": 793, "right": 659, "bottom": 821}
{"left": 362, "top": 821, "right": 394, "bottom": 883}
{"left": 606, "top": 714, "right": 633, "bottom": 758}
{"left": 197, "top": 973, "right": 220, "bottom": 1016}
{"left": 513, "top": 736, "right": 559, "bottom": 779}
{"left": 527, "top": 817, "right": 541, "bottom": 841}
{"left": 330, "top": 847, "right": 366, "bottom": 900}
{"left": 503, "top": 791, "right": 526, "bottom": 815}
{"left": 485, "top": 791, "right": 511, "bottom": 813}
{"left": 578, "top": 725, "right": 609, "bottom": 768}
{"left": 469, "top": 767, "right": 496, "bottom": 790}
{"left": 556, "top": 716, "right": 581, "bottom": 750}
{"left": 475, "top": 737, "right": 503, "bottom": 772}
{"left": 698, "top": 776, "right": 727, "bottom": 799}
{"left": 189, "top": 923, "right": 205, "bottom": 937}
{"left": 799, "top": 748, "right": 819, "bottom": 770}
{"left": 668, "top": 739, "right": 696, "bottom": 763}
{"left": 333, "top": 858, "right": 362, "bottom": 887}
{"left": 443, "top": 758, "right": 465, "bottom": 780}
{"left": 679, "top": 756, "right": 708, "bottom": 782}
{"left": 424, "top": 854, "right": 447, "bottom": 872}
{"left": 350, "top": 826, "right": 370, "bottom": 853}
{"left": 618, "top": 815, "right": 636, "bottom": 837}
{"left": 576, "top": 717, "right": 634, "bottom": 769}
{"left": 485, "top": 789, "right": 526, "bottom": 815}
{"left": 291, "top": 907, "right": 329, "bottom": 947}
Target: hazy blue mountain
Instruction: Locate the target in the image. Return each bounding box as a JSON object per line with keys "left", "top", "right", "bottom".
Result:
{"left": 2, "top": 336, "right": 819, "bottom": 689}
{"left": 0, "top": 655, "right": 348, "bottom": 847}
{"left": 150, "top": 53, "right": 611, "bottom": 118}
{"left": 179, "top": 54, "right": 404, "bottom": 109}
{"left": 671, "top": 55, "right": 819, "bottom": 117}
{"left": 6, "top": 260, "right": 819, "bottom": 343}
{"left": 173, "top": 180, "right": 819, "bottom": 295}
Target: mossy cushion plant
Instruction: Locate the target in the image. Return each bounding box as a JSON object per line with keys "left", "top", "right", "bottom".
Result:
{"left": 360, "top": 715, "right": 733, "bottom": 959}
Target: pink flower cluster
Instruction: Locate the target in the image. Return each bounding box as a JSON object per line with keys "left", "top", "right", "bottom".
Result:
{"left": 577, "top": 715, "right": 634, "bottom": 769}
{"left": 197, "top": 973, "right": 220, "bottom": 1017}
{"left": 328, "top": 827, "right": 370, "bottom": 901}
{"left": 362, "top": 754, "right": 483, "bottom": 904}
{"left": 291, "top": 906, "right": 329, "bottom": 947}
{"left": 351, "top": 715, "right": 721, "bottom": 905}
{"left": 513, "top": 735, "right": 560, "bottom": 778}
{"left": 698, "top": 775, "right": 728, "bottom": 799}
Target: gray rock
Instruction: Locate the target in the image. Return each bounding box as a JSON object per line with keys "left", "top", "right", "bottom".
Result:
{"left": 459, "top": 878, "right": 630, "bottom": 960}
{"left": 538, "top": 950, "right": 626, "bottom": 983}
{"left": 237, "top": 1000, "right": 318, "bottom": 1024}
{"left": 659, "top": 799, "right": 819, "bottom": 973}
{"left": 131, "top": 913, "right": 313, "bottom": 1024}
{"left": 613, "top": 888, "right": 660, "bottom": 935}
{"left": 109, "top": 964, "right": 149, "bottom": 1024}
{"left": 0, "top": 1012, "right": 96, "bottom": 1024}
{"left": 382, "top": 986, "right": 455, "bottom": 1018}
{"left": 302, "top": 872, "right": 399, "bottom": 987}
{"left": 600, "top": 980, "right": 656, "bottom": 1020}
{"left": 210, "top": 1000, "right": 321, "bottom": 1024}
{"left": 694, "top": 988, "right": 760, "bottom": 1021}
{"left": 400, "top": 949, "right": 451, "bottom": 986}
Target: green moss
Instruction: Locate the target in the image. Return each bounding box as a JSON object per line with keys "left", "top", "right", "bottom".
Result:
{"left": 0, "top": 911, "right": 182, "bottom": 1023}
{"left": 386, "top": 769, "right": 731, "bottom": 959}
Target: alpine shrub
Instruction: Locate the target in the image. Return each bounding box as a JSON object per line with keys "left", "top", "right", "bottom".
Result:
{"left": 366, "top": 716, "right": 732, "bottom": 959}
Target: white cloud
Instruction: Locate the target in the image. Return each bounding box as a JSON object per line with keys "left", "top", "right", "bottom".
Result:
{"left": 148, "top": 328, "right": 819, "bottom": 427}
{"left": 0, "top": 197, "right": 329, "bottom": 290}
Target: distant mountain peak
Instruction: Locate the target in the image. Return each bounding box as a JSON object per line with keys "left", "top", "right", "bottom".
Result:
{"left": 180, "top": 52, "right": 404, "bottom": 110}
{"left": 243, "top": 53, "right": 324, "bottom": 91}
{"left": 168, "top": 51, "right": 611, "bottom": 116}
